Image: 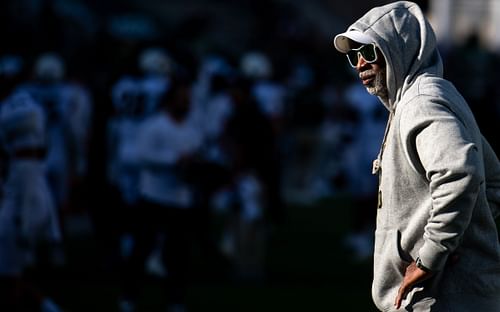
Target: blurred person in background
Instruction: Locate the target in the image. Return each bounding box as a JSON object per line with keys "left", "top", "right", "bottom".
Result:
{"left": 0, "top": 55, "right": 26, "bottom": 184}
{"left": 0, "top": 91, "right": 63, "bottom": 312}
{"left": 334, "top": 1, "right": 500, "bottom": 311}
{"left": 136, "top": 47, "right": 174, "bottom": 116}
{"left": 15, "top": 52, "right": 93, "bottom": 275}
{"left": 106, "top": 47, "right": 173, "bottom": 275}
{"left": 239, "top": 51, "right": 285, "bottom": 226}
{"left": 106, "top": 69, "right": 145, "bottom": 275}
{"left": 188, "top": 55, "right": 237, "bottom": 276}
{"left": 219, "top": 76, "right": 277, "bottom": 281}
{"left": 191, "top": 54, "right": 234, "bottom": 176}
{"left": 119, "top": 77, "right": 203, "bottom": 312}
{"left": 16, "top": 52, "right": 93, "bottom": 219}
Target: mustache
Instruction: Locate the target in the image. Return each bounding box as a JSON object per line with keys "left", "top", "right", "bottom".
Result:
{"left": 359, "top": 69, "right": 377, "bottom": 80}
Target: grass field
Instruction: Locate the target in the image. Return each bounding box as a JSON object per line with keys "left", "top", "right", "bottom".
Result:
{"left": 32, "top": 197, "right": 380, "bottom": 312}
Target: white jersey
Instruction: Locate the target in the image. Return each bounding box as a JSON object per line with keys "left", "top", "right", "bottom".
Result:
{"left": 0, "top": 91, "right": 46, "bottom": 151}
{"left": 0, "top": 160, "right": 61, "bottom": 275}
{"left": 107, "top": 116, "right": 143, "bottom": 205}
{"left": 0, "top": 92, "right": 61, "bottom": 275}
{"left": 60, "top": 82, "right": 93, "bottom": 176}
{"left": 15, "top": 81, "right": 92, "bottom": 207}
{"left": 108, "top": 73, "right": 170, "bottom": 205}
{"left": 137, "top": 112, "right": 203, "bottom": 208}
{"left": 196, "top": 92, "right": 233, "bottom": 165}
{"left": 111, "top": 74, "right": 170, "bottom": 117}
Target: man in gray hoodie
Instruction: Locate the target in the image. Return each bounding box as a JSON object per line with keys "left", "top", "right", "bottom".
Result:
{"left": 333, "top": 1, "right": 500, "bottom": 311}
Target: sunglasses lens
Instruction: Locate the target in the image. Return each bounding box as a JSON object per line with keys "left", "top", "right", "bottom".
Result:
{"left": 346, "top": 44, "right": 377, "bottom": 67}
{"left": 346, "top": 50, "right": 359, "bottom": 67}
{"left": 360, "top": 44, "right": 376, "bottom": 62}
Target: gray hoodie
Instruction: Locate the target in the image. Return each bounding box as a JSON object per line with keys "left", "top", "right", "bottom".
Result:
{"left": 342, "top": 1, "right": 500, "bottom": 311}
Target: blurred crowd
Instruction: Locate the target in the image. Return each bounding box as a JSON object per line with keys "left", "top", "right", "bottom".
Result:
{"left": 1, "top": 0, "right": 500, "bottom": 311}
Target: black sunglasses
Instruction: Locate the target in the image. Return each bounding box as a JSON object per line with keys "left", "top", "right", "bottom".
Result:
{"left": 346, "top": 43, "right": 378, "bottom": 68}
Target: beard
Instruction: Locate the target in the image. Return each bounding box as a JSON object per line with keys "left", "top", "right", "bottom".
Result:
{"left": 365, "top": 68, "right": 388, "bottom": 100}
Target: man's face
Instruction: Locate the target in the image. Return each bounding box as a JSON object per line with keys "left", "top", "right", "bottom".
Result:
{"left": 349, "top": 44, "right": 388, "bottom": 100}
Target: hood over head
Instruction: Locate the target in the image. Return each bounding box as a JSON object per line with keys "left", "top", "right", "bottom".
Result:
{"left": 335, "top": 1, "right": 443, "bottom": 111}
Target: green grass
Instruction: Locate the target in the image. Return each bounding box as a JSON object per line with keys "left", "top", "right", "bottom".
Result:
{"left": 34, "top": 197, "right": 379, "bottom": 312}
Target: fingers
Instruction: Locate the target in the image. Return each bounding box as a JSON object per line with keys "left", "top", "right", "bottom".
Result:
{"left": 394, "top": 261, "right": 435, "bottom": 309}
{"left": 394, "top": 283, "right": 409, "bottom": 309}
{"left": 394, "top": 261, "right": 428, "bottom": 308}
{"left": 395, "top": 265, "right": 413, "bottom": 309}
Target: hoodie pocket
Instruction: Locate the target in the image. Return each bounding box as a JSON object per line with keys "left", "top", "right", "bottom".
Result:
{"left": 372, "top": 229, "right": 410, "bottom": 311}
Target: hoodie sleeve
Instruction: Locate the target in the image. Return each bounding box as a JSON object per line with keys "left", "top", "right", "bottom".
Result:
{"left": 400, "top": 97, "right": 482, "bottom": 272}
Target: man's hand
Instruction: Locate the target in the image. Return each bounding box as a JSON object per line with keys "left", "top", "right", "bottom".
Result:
{"left": 394, "top": 261, "right": 433, "bottom": 309}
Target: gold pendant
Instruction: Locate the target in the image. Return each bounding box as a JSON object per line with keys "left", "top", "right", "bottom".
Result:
{"left": 372, "top": 158, "right": 380, "bottom": 175}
